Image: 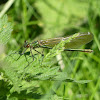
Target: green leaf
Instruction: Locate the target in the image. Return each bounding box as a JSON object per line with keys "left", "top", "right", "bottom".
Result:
{"left": 0, "top": 15, "right": 13, "bottom": 45}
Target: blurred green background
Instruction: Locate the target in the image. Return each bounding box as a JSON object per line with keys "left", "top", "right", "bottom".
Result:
{"left": 0, "top": 0, "right": 100, "bottom": 100}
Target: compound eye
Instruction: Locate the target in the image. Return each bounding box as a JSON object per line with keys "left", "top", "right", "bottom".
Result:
{"left": 26, "top": 44, "right": 30, "bottom": 48}
{"left": 24, "top": 40, "right": 29, "bottom": 48}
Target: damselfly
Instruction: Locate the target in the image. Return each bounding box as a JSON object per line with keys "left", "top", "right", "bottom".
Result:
{"left": 23, "top": 32, "right": 93, "bottom": 55}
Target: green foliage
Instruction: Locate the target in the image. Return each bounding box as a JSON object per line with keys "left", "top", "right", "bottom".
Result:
{"left": 0, "top": 15, "right": 12, "bottom": 100}
{"left": 0, "top": 0, "right": 100, "bottom": 100}
{"left": 35, "top": 0, "right": 89, "bottom": 38}
{"left": 0, "top": 15, "right": 13, "bottom": 45}
{"left": 2, "top": 32, "right": 91, "bottom": 99}
{"left": 4, "top": 33, "right": 87, "bottom": 94}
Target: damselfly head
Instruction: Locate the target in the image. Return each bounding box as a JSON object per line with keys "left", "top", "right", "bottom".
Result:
{"left": 24, "top": 40, "right": 30, "bottom": 48}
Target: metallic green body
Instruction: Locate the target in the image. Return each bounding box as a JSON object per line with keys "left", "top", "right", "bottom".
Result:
{"left": 24, "top": 32, "right": 93, "bottom": 53}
